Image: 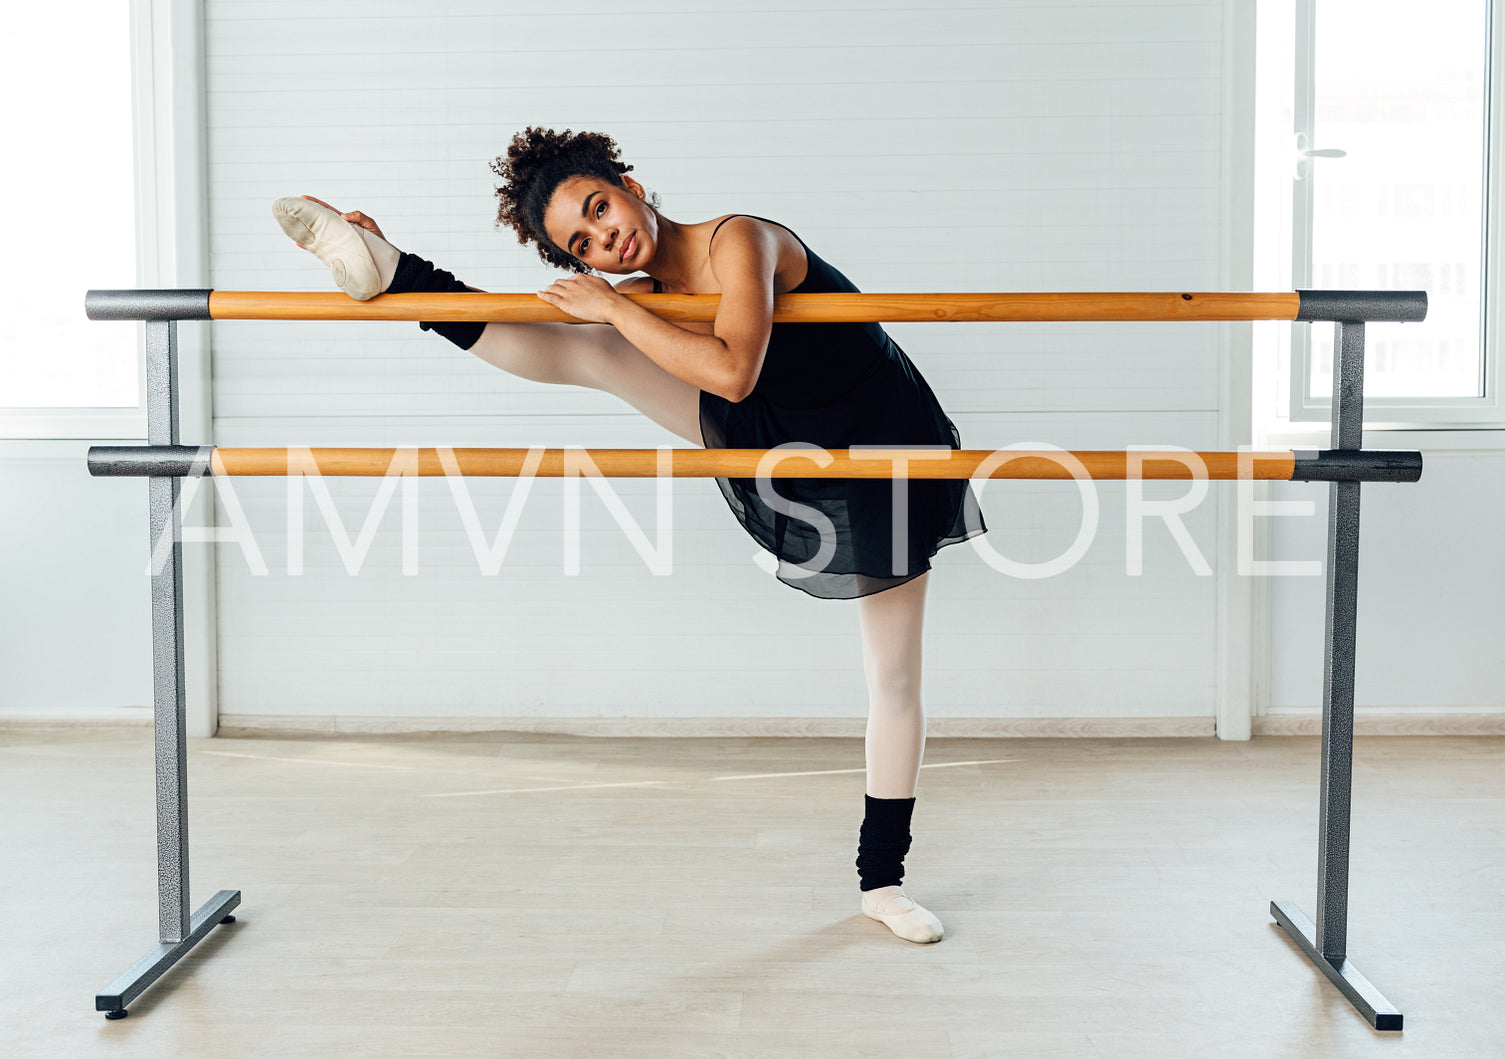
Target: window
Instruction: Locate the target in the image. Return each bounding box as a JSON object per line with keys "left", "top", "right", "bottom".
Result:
{"left": 1260, "top": 0, "right": 1505, "bottom": 427}
{"left": 0, "top": 1, "right": 141, "bottom": 436}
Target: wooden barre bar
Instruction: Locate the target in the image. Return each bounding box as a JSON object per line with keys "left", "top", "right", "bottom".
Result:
{"left": 85, "top": 446, "right": 1424, "bottom": 481}
{"left": 203, "top": 448, "right": 1292, "bottom": 479}
{"left": 207, "top": 291, "right": 1304, "bottom": 324}
{"left": 84, "top": 289, "right": 1429, "bottom": 323}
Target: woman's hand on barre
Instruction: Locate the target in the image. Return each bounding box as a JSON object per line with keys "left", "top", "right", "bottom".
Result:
{"left": 536, "top": 273, "right": 626, "bottom": 324}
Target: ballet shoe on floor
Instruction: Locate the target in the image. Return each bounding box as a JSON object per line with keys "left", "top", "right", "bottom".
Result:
{"left": 272, "top": 195, "right": 385, "bottom": 301}
{"left": 861, "top": 885, "right": 944, "bottom": 944}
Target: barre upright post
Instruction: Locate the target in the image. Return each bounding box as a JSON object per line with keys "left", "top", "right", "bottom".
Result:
{"left": 94, "top": 316, "right": 240, "bottom": 1021}
{"left": 1269, "top": 306, "right": 1403, "bottom": 1030}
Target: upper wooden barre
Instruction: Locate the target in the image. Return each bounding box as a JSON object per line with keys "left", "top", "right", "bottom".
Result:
{"left": 207, "top": 291, "right": 1303, "bottom": 323}
{"left": 83, "top": 289, "right": 1427, "bottom": 323}
{"left": 84, "top": 446, "right": 1423, "bottom": 481}
{"left": 204, "top": 448, "right": 1290, "bottom": 479}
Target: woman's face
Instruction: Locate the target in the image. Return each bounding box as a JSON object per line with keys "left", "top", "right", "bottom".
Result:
{"left": 542, "top": 174, "right": 657, "bottom": 274}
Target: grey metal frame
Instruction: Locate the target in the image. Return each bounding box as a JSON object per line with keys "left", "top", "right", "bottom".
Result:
{"left": 1269, "top": 318, "right": 1403, "bottom": 1031}
{"left": 94, "top": 319, "right": 240, "bottom": 1020}
{"left": 84, "top": 289, "right": 1420, "bottom": 1028}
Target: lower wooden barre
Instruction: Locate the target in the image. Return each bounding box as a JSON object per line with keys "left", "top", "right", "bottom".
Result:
{"left": 205, "top": 448, "right": 1297, "bottom": 480}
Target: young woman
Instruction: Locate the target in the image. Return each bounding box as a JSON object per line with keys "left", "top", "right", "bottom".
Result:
{"left": 272, "top": 127, "right": 987, "bottom": 944}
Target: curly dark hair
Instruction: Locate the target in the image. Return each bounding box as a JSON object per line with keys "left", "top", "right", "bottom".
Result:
{"left": 490, "top": 127, "right": 659, "bottom": 273}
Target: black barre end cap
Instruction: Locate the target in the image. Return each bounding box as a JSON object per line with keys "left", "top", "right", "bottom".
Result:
{"left": 87, "top": 445, "right": 212, "bottom": 477}
{"left": 86, "top": 289, "right": 213, "bottom": 322}
{"left": 1291, "top": 449, "right": 1422, "bottom": 483}
{"left": 1295, "top": 290, "right": 1427, "bottom": 323}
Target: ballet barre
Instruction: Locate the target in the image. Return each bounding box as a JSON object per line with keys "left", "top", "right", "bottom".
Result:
{"left": 83, "top": 288, "right": 1424, "bottom": 1030}
{"left": 86, "top": 445, "right": 1424, "bottom": 483}
{"left": 85, "top": 288, "right": 1429, "bottom": 324}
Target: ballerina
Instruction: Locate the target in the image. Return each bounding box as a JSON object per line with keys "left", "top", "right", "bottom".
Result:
{"left": 273, "top": 127, "right": 989, "bottom": 943}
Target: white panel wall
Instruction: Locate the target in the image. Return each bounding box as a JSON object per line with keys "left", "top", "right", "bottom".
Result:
{"left": 0, "top": 442, "right": 151, "bottom": 713}
{"left": 1268, "top": 449, "right": 1505, "bottom": 716}
{"left": 204, "top": 0, "right": 1234, "bottom": 721}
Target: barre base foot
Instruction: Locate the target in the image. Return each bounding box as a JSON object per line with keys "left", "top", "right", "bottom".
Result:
{"left": 96, "top": 889, "right": 242, "bottom": 1020}
{"left": 1270, "top": 900, "right": 1402, "bottom": 1031}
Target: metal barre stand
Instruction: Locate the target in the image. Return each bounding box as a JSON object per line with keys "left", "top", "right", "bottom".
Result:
{"left": 94, "top": 313, "right": 240, "bottom": 1020}
{"left": 85, "top": 289, "right": 1423, "bottom": 1028}
{"left": 1268, "top": 297, "right": 1407, "bottom": 1032}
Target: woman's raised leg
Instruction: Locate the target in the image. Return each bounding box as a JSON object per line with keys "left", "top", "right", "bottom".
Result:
{"left": 466, "top": 322, "right": 704, "bottom": 446}
{"left": 274, "top": 195, "right": 703, "bottom": 446}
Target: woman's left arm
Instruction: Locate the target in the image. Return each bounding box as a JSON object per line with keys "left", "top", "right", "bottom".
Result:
{"left": 536, "top": 220, "right": 778, "bottom": 402}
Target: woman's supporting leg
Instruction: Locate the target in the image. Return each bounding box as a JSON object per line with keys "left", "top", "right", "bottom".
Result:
{"left": 854, "top": 571, "right": 944, "bottom": 943}
{"left": 859, "top": 570, "right": 929, "bottom": 799}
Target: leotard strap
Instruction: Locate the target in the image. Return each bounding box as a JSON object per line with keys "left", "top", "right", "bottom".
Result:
{"left": 707, "top": 214, "right": 811, "bottom": 293}
{"left": 647, "top": 218, "right": 792, "bottom": 290}
{"left": 709, "top": 213, "right": 804, "bottom": 249}
{"left": 647, "top": 216, "right": 806, "bottom": 295}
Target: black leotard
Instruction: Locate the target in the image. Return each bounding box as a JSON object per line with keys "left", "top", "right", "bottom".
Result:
{"left": 664, "top": 215, "right": 986, "bottom": 599}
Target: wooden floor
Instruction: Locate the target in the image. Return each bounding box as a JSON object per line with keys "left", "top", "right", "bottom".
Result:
{"left": 3, "top": 728, "right": 1502, "bottom": 1057}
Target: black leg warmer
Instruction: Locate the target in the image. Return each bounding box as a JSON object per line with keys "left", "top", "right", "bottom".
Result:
{"left": 855, "top": 794, "right": 916, "bottom": 891}
{"left": 386, "top": 251, "right": 486, "bottom": 352}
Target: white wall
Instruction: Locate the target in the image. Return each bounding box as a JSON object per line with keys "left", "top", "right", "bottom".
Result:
{"left": 9, "top": 1, "right": 1497, "bottom": 732}
{"left": 1266, "top": 443, "right": 1505, "bottom": 719}
{"left": 202, "top": 0, "right": 1241, "bottom": 727}
{"left": 0, "top": 441, "right": 151, "bottom": 715}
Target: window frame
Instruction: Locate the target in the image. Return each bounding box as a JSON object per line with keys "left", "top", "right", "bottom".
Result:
{"left": 1286, "top": 0, "right": 1505, "bottom": 429}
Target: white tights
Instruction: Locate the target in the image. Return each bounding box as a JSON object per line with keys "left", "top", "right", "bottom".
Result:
{"left": 858, "top": 570, "right": 929, "bottom": 799}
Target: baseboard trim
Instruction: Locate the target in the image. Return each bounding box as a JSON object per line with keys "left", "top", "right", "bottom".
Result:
{"left": 1253, "top": 714, "right": 1505, "bottom": 736}
{"left": 215, "top": 714, "right": 1217, "bottom": 738}
{"left": 6, "top": 711, "right": 1497, "bottom": 738}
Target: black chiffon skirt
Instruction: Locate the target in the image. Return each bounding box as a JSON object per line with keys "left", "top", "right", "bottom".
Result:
{"left": 699, "top": 338, "right": 987, "bottom": 600}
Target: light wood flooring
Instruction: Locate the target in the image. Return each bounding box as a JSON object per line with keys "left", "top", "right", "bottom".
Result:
{"left": 3, "top": 728, "right": 1502, "bottom": 1057}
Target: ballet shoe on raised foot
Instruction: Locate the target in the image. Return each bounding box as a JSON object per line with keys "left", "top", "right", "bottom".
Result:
{"left": 861, "top": 886, "right": 944, "bottom": 944}
{"left": 271, "top": 196, "right": 385, "bottom": 301}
